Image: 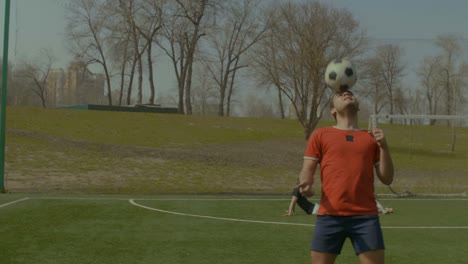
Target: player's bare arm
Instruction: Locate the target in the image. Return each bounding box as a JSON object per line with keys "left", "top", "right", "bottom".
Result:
{"left": 372, "top": 128, "right": 394, "bottom": 185}
{"left": 284, "top": 196, "right": 299, "bottom": 216}
{"left": 297, "top": 158, "right": 319, "bottom": 196}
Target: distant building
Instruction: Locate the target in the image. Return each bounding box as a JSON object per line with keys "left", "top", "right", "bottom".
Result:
{"left": 47, "top": 62, "right": 105, "bottom": 107}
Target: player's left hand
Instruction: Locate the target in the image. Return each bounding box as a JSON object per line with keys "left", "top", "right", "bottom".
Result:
{"left": 370, "top": 128, "right": 388, "bottom": 149}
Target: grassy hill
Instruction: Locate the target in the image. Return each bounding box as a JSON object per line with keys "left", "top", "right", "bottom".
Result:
{"left": 4, "top": 106, "right": 468, "bottom": 195}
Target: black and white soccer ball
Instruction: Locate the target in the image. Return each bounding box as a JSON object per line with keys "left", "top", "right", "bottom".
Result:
{"left": 325, "top": 59, "right": 357, "bottom": 91}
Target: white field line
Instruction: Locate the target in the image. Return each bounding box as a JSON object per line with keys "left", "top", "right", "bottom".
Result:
{"left": 129, "top": 199, "right": 313, "bottom": 227}
{"left": 1, "top": 196, "right": 467, "bottom": 229}
{"left": 29, "top": 196, "right": 468, "bottom": 201}
{"left": 0, "top": 197, "right": 29, "bottom": 208}
{"left": 31, "top": 197, "right": 290, "bottom": 201}
{"left": 129, "top": 199, "right": 468, "bottom": 229}
{"left": 31, "top": 197, "right": 129, "bottom": 201}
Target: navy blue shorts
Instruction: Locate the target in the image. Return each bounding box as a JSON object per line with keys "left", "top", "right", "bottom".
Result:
{"left": 311, "top": 215, "right": 385, "bottom": 255}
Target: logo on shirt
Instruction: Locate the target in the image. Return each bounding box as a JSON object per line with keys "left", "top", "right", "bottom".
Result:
{"left": 345, "top": 135, "right": 354, "bottom": 142}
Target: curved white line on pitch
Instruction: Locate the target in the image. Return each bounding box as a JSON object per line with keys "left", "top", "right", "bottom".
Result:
{"left": 129, "top": 199, "right": 468, "bottom": 229}
{"left": 129, "top": 199, "right": 314, "bottom": 227}
{"left": 0, "top": 197, "right": 29, "bottom": 208}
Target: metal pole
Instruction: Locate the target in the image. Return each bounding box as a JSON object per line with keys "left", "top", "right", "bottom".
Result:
{"left": 1, "top": 0, "right": 12, "bottom": 192}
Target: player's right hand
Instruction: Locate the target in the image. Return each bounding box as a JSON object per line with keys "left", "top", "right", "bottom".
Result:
{"left": 297, "top": 182, "right": 314, "bottom": 197}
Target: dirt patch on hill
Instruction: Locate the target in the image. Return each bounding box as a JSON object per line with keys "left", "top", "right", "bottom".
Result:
{"left": 5, "top": 129, "right": 306, "bottom": 193}
{"left": 5, "top": 129, "right": 467, "bottom": 196}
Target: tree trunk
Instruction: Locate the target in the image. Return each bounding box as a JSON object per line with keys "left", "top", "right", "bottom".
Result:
{"left": 147, "top": 41, "right": 156, "bottom": 104}
{"left": 126, "top": 58, "right": 137, "bottom": 105}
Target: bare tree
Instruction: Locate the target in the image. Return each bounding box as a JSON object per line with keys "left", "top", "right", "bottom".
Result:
{"left": 159, "top": 0, "right": 216, "bottom": 114}
{"left": 459, "top": 63, "right": 468, "bottom": 115}
{"left": 104, "top": 0, "right": 159, "bottom": 106}
{"left": 434, "top": 34, "right": 464, "bottom": 119}
{"left": 400, "top": 87, "right": 426, "bottom": 125}
{"left": 251, "top": 2, "right": 366, "bottom": 139}
{"left": 190, "top": 68, "right": 218, "bottom": 115}
{"left": 17, "top": 49, "right": 56, "bottom": 108}
{"left": 109, "top": 31, "right": 132, "bottom": 106}
{"left": 65, "top": 0, "right": 115, "bottom": 105}
{"left": 392, "top": 87, "right": 409, "bottom": 122}
{"left": 4, "top": 60, "right": 35, "bottom": 106}
{"left": 177, "top": 0, "right": 213, "bottom": 115}
{"left": 201, "top": 0, "right": 267, "bottom": 116}
{"left": 107, "top": 5, "right": 142, "bottom": 106}
{"left": 118, "top": 0, "right": 149, "bottom": 105}
{"left": 375, "top": 44, "right": 405, "bottom": 123}
{"left": 244, "top": 94, "right": 276, "bottom": 118}
{"left": 360, "top": 44, "right": 405, "bottom": 120}
{"left": 158, "top": 8, "right": 188, "bottom": 113}
{"left": 133, "top": 0, "right": 165, "bottom": 105}
{"left": 416, "top": 55, "right": 444, "bottom": 124}
{"left": 359, "top": 57, "right": 387, "bottom": 115}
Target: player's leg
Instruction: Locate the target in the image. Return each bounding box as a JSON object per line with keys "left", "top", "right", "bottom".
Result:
{"left": 347, "top": 216, "right": 385, "bottom": 264}
{"left": 311, "top": 251, "right": 338, "bottom": 264}
{"left": 311, "top": 216, "right": 346, "bottom": 264}
{"left": 358, "top": 249, "right": 384, "bottom": 264}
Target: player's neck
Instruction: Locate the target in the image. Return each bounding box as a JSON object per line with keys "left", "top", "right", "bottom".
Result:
{"left": 334, "top": 116, "right": 359, "bottom": 130}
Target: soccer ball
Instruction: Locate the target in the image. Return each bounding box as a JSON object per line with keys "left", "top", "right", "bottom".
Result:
{"left": 325, "top": 59, "right": 357, "bottom": 91}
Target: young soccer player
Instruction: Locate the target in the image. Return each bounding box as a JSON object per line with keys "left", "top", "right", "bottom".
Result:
{"left": 297, "top": 89, "right": 394, "bottom": 264}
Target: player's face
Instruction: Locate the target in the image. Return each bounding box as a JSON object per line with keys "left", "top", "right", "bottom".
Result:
{"left": 331, "top": 90, "right": 359, "bottom": 113}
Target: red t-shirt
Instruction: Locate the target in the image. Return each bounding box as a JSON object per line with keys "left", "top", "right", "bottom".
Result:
{"left": 304, "top": 127, "right": 380, "bottom": 216}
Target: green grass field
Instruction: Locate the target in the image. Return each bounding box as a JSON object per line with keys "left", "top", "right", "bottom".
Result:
{"left": 2, "top": 106, "right": 468, "bottom": 263}
{"left": 4, "top": 106, "right": 468, "bottom": 195}
{"left": 0, "top": 194, "right": 467, "bottom": 264}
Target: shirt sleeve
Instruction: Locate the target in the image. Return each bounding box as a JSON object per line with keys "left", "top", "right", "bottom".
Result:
{"left": 304, "top": 129, "right": 321, "bottom": 161}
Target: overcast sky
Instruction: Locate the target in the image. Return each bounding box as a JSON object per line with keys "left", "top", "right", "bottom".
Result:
{"left": 1, "top": 0, "right": 468, "bottom": 98}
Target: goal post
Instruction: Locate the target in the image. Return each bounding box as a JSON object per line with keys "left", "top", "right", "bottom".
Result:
{"left": 369, "top": 114, "right": 468, "bottom": 197}
{"left": 370, "top": 114, "right": 467, "bottom": 123}
{"left": 0, "top": 0, "right": 12, "bottom": 192}
{"left": 369, "top": 114, "right": 467, "bottom": 151}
